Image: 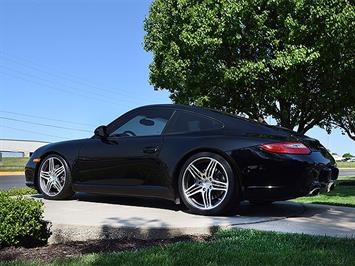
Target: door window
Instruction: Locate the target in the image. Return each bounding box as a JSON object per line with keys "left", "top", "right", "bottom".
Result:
{"left": 109, "top": 109, "right": 173, "bottom": 137}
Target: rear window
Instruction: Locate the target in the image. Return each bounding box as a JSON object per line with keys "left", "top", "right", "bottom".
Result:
{"left": 164, "top": 110, "right": 223, "bottom": 134}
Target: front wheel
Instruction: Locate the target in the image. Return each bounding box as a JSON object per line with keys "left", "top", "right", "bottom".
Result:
{"left": 178, "top": 152, "right": 240, "bottom": 216}
{"left": 37, "top": 154, "right": 74, "bottom": 200}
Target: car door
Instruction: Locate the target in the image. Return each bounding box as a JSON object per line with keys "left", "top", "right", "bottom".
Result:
{"left": 77, "top": 107, "right": 174, "bottom": 187}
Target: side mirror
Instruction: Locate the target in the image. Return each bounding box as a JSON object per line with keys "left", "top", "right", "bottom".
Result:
{"left": 94, "top": 125, "right": 107, "bottom": 138}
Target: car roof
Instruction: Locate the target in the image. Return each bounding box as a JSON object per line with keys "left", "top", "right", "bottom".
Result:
{"left": 136, "top": 104, "right": 259, "bottom": 129}
{"left": 137, "top": 104, "right": 251, "bottom": 124}
{"left": 138, "top": 104, "right": 300, "bottom": 137}
{"left": 137, "top": 104, "right": 230, "bottom": 118}
{"left": 108, "top": 104, "right": 295, "bottom": 137}
{"left": 139, "top": 104, "right": 203, "bottom": 112}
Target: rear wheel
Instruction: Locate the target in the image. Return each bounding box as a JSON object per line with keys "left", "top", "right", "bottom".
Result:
{"left": 178, "top": 152, "right": 240, "bottom": 216}
{"left": 38, "top": 154, "right": 74, "bottom": 200}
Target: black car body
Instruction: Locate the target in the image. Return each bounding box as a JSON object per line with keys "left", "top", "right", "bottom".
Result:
{"left": 25, "top": 104, "right": 338, "bottom": 215}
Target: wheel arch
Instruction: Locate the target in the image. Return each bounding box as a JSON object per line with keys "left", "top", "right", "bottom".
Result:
{"left": 172, "top": 147, "right": 243, "bottom": 203}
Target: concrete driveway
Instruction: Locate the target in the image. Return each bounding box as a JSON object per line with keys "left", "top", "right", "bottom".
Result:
{"left": 29, "top": 193, "right": 355, "bottom": 244}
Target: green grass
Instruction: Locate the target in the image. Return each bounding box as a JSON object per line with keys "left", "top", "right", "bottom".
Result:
{"left": 2, "top": 229, "right": 355, "bottom": 266}
{"left": 293, "top": 176, "right": 355, "bottom": 207}
{"left": 0, "top": 157, "right": 28, "bottom": 172}
{"left": 337, "top": 161, "right": 355, "bottom": 168}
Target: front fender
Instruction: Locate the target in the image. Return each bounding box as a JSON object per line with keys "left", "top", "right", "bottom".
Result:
{"left": 25, "top": 139, "right": 88, "bottom": 188}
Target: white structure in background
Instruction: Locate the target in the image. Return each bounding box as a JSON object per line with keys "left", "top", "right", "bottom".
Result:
{"left": 0, "top": 139, "right": 49, "bottom": 157}
{"left": 333, "top": 154, "right": 345, "bottom": 162}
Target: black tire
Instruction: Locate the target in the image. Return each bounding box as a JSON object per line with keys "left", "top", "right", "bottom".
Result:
{"left": 37, "top": 154, "right": 74, "bottom": 200}
{"left": 178, "top": 152, "right": 240, "bottom": 216}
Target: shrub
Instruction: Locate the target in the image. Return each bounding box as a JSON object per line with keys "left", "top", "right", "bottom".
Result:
{"left": 3, "top": 187, "right": 37, "bottom": 197}
{"left": 0, "top": 194, "right": 50, "bottom": 248}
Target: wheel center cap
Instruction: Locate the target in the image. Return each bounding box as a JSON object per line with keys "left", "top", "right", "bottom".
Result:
{"left": 202, "top": 181, "right": 211, "bottom": 189}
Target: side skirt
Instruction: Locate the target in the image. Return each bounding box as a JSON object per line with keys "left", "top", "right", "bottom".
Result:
{"left": 72, "top": 183, "right": 175, "bottom": 201}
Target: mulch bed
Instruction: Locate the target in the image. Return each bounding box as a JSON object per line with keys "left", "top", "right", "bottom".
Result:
{"left": 0, "top": 235, "right": 210, "bottom": 262}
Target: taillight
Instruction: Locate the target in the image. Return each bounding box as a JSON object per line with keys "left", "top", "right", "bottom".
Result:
{"left": 259, "top": 142, "right": 311, "bottom": 155}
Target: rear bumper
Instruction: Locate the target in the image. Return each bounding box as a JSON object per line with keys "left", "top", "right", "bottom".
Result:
{"left": 244, "top": 178, "right": 337, "bottom": 202}
{"left": 230, "top": 148, "right": 338, "bottom": 201}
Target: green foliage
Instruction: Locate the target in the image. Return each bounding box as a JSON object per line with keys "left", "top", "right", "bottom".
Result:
{"left": 0, "top": 194, "right": 50, "bottom": 248}
{"left": 343, "top": 153, "right": 353, "bottom": 158}
{"left": 331, "top": 108, "right": 355, "bottom": 141}
{"left": 2, "top": 187, "right": 37, "bottom": 197}
{"left": 145, "top": 0, "right": 355, "bottom": 134}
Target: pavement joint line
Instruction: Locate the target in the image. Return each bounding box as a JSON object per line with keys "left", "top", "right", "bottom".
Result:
{"left": 227, "top": 203, "right": 307, "bottom": 227}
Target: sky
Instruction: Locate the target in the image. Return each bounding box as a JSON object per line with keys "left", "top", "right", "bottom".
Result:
{"left": 0, "top": 0, "right": 354, "bottom": 156}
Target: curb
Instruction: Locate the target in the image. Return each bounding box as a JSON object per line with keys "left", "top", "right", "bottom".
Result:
{"left": 48, "top": 223, "right": 218, "bottom": 244}
{"left": 0, "top": 171, "right": 24, "bottom": 176}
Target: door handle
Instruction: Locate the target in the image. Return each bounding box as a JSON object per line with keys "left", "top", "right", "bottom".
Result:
{"left": 143, "top": 146, "right": 159, "bottom": 154}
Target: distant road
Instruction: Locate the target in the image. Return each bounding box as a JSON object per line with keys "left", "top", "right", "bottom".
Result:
{"left": 339, "top": 169, "right": 355, "bottom": 177}
{"left": 0, "top": 175, "right": 25, "bottom": 190}
{"left": 0, "top": 169, "right": 354, "bottom": 191}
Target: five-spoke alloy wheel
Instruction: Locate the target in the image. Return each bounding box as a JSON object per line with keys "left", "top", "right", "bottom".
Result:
{"left": 38, "top": 154, "right": 74, "bottom": 200}
{"left": 179, "top": 152, "right": 239, "bottom": 215}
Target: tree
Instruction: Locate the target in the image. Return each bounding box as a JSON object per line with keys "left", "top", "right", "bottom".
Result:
{"left": 332, "top": 108, "right": 355, "bottom": 141}
{"left": 343, "top": 153, "right": 353, "bottom": 158}
{"left": 144, "top": 0, "right": 355, "bottom": 134}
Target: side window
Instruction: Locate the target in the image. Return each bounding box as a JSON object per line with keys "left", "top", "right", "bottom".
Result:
{"left": 109, "top": 109, "right": 173, "bottom": 137}
{"left": 165, "top": 110, "right": 223, "bottom": 134}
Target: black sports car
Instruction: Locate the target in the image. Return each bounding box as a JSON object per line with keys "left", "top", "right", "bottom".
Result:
{"left": 25, "top": 104, "right": 338, "bottom": 215}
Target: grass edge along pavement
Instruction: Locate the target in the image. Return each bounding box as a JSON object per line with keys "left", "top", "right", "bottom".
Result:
{"left": 293, "top": 176, "right": 355, "bottom": 208}
{"left": 1, "top": 229, "right": 355, "bottom": 265}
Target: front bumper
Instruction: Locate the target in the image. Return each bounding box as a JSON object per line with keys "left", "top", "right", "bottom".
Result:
{"left": 25, "top": 159, "right": 37, "bottom": 189}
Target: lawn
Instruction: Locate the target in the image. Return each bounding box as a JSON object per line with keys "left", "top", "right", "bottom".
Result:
{"left": 293, "top": 176, "right": 355, "bottom": 207}
{"left": 0, "top": 157, "right": 29, "bottom": 172}
{"left": 1, "top": 229, "right": 354, "bottom": 266}
{"left": 336, "top": 161, "right": 355, "bottom": 168}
